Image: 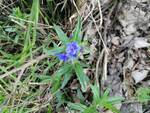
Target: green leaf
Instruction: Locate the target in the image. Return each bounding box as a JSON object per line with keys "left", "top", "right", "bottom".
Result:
{"left": 52, "top": 77, "right": 61, "bottom": 94}
{"left": 61, "top": 72, "right": 72, "bottom": 89}
{"left": 73, "top": 16, "right": 82, "bottom": 43}
{"left": 53, "top": 24, "right": 69, "bottom": 44}
{"left": 91, "top": 84, "right": 100, "bottom": 104}
{"left": 0, "top": 91, "right": 5, "bottom": 104}
{"left": 77, "top": 89, "right": 85, "bottom": 102}
{"left": 47, "top": 105, "right": 53, "bottom": 113}
{"left": 37, "top": 75, "right": 52, "bottom": 84}
{"left": 56, "top": 91, "right": 66, "bottom": 108}
{"left": 74, "top": 61, "right": 89, "bottom": 92}
{"left": 44, "top": 46, "right": 65, "bottom": 56}
{"left": 136, "top": 87, "right": 150, "bottom": 103}
{"left": 68, "top": 102, "right": 87, "bottom": 112}
{"left": 54, "top": 64, "right": 72, "bottom": 78}
{"left": 51, "top": 64, "right": 72, "bottom": 93}
{"left": 103, "top": 103, "right": 120, "bottom": 113}
{"left": 108, "top": 96, "right": 124, "bottom": 104}
{"left": 102, "top": 88, "right": 110, "bottom": 100}
{"left": 83, "top": 106, "right": 99, "bottom": 113}
{"left": 99, "top": 89, "right": 120, "bottom": 113}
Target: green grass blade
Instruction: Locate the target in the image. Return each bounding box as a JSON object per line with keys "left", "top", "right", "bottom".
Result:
{"left": 31, "top": 0, "right": 40, "bottom": 46}
{"left": 20, "top": 0, "right": 39, "bottom": 64}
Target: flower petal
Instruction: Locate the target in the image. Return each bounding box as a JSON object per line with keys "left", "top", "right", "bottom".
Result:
{"left": 56, "top": 53, "right": 68, "bottom": 61}
{"left": 66, "top": 42, "right": 80, "bottom": 58}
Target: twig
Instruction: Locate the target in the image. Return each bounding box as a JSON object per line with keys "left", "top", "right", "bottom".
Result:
{"left": 72, "top": 0, "right": 80, "bottom": 15}
{"left": 82, "top": 2, "right": 94, "bottom": 22}
{"left": 90, "top": 0, "right": 104, "bottom": 90}
{"left": 96, "top": 48, "right": 105, "bottom": 89}
{"left": 0, "top": 54, "right": 48, "bottom": 79}
{"left": 9, "top": 16, "right": 53, "bottom": 28}
{"left": 12, "top": 68, "right": 25, "bottom": 93}
{"left": 91, "top": 12, "right": 108, "bottom": 54}
{"left": 102, "top": 52, "right": 108, "bottom": 81}
{"left": 97, "top": 0, "right": 103, "bottom": 27}
{"left": 102, "top": 0, "right": 118, "bottom": 81}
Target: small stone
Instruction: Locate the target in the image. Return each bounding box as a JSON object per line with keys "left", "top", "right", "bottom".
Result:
{"left": 132, "top": 70, "right": 148, "bottom": 83}
{"left": 111, "top": 37, "right": 119, "bottom": 46}
{"left": 125, "top": 24, "right": 136, "bottom": 35}
{"left": 134, "top": 38, "right": 150, "bottom": 49}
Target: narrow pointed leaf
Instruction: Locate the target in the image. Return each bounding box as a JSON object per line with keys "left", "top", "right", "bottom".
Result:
{"left": 53, "top": 24, "right": 69, "bottom": 44}
{"left": 74, "top": 61, "right": 89, "bottom": 92}
{"left": 52, "top": 64, "right": 72, "bottom": 93}
{"left": 73, "top": 16, "right": 82, "bottom": 42}
{"left": 68, "top": 102, "right": 87, "bottom": 112}
{"left": 61, "top": 72, "right": 72, "bottom": 89}
{"left": 91, "top": 84, "right": 100, "bottom": 104}
{"left": 83, "top": 106, "right": 99, "bottom": 113}
{"left": 44, "top": 46, "right": 65, "bottom": 56}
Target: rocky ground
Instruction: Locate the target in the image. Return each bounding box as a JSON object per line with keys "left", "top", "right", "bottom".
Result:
{"left": 75, "top": 0, "right": 150, "bottom": 112}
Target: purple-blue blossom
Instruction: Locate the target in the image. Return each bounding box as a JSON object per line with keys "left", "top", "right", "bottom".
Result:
{"left": 56, "top": 42, "right": 80, "bottom": 62}
{"left": 56, "top": 53, "right": 68, "bottom": 61}
{"left": 66, "top": 42, "right": 80, "bottom": 58}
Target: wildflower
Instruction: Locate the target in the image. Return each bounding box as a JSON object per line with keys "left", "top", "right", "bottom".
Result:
{"left": 56, "top": 53, "right": 68, "bottom": 61}
{"left": 66, "top": 42, "right": 80, "bottom": 58}
{"left": 56, "top": 42, "right": 80, "bottom": 62}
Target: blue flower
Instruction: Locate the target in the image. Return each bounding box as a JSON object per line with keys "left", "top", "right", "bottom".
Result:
{"left": 56, "top": 53, "right": 68, "bottom": 61}
{"left": 66, "top": 42, "right": 80, "bottom": 58}
{"left": 56, "top": 42, "right": 80, "bottom": 62}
